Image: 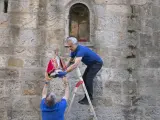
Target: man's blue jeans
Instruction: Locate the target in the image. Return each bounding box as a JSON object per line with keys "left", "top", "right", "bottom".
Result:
{"left": 82, "top": 62, "right": 103, "bottom": 99}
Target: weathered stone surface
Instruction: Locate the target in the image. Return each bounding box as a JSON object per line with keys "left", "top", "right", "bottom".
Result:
{"left": 93, "top": 76, "right": 103, "bottom": 97}
{"left": 0, "top": 109, "right": 5, "bottom": 120}
{"left": 145, "top": 107, "right": 160, "bottom": 117}
{"left": 0, "top": 29, "right": 11, "bottom": 47}
{"left": 0, "top": 68, "right": 19, "bottom": 79}
{"left": 10, "top": 29, "right": 45, "bottom": 46}
{"left": 20, "top": 69, "right": 44, "bottom": 80}
{"left": 0, "top": 56, "right": 8, "bottom": 68}
{"left": 109, "top": 69, "right": 129, "bottom": 81}
{"left": 140, "top": 34, "right": 152, "bottom": 47}
{"left": 22, "top": 80, "right": 41, "bottom": 95}
{"left": 9, "top": 13, "right": 37, "bottom": 29}
{"left": 23, "top": 56, "right": 41, "bottom": 68}
{"left": 130, "top": 0, "right": 150, "bottom": 5}
{"left": 8, "top": 57, "right": 24, "bottom": 67}
{"left": 123, "top": 81, "right": 137, "bottom": 95}
{"left": 0, "top": 14, "right": 8, "bottom": 28}
{"left": 105, "top": 0, "right": 127, "bottom": 5}
{"left": 147, "top": 17, "right": 160, "bottom": 31}
{"left": 153, "top": 31, "right": 160, "bottom": 47}
{"left": 0, "top": 0, "right": 160, "bottom": 120}
{"left": 105, "top": 81, "right": 121, "bottom": 95}
{"left": 8, "top": 0, "right": 39, "bottom": 13}
{"left": 5, "top": 80, "right": 21, "bottom": 97}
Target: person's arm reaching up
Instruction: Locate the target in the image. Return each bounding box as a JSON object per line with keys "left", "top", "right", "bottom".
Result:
{"left": 66, "top": 57, "right": 82, "bottom": 73}
{"left": 62, "top": 77, "right": 69, "bottom": 101}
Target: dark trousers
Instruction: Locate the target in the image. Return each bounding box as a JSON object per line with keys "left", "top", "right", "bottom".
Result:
{"left": 82, "top": 62, "right": 102, "bottom": 98}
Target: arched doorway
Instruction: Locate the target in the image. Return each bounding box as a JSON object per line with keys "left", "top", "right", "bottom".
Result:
{"left": 69, "top": 3, "right": 90, "bottom": 42}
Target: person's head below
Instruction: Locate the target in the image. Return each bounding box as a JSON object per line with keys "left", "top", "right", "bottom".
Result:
{"left": 45, "top": 92, "right": 56, "bottom": 107}
{"left": 66, "top": 37, "right": 78, "bottom": 52}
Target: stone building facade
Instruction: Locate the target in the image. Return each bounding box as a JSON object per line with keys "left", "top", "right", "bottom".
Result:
{"left": 0, "top": 0, "right": 160, "bottom": 120}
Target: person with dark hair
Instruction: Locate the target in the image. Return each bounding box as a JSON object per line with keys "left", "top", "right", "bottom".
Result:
{"left": 57, "top": 37, "right": 103, "bottom": 105}
{"left": 40, "top": 77, "right": 69, "bottom": 120}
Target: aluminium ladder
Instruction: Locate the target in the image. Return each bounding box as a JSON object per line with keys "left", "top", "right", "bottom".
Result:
{"left": 66, "top": 67, "right": 98, "bottom": 120}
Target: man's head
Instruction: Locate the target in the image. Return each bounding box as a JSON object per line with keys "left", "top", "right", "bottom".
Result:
{"left": 45, "top": 92, "right": 56, "bottom": 107}
{"left": 66, "top": 37, "right": 78, "bottom": 52}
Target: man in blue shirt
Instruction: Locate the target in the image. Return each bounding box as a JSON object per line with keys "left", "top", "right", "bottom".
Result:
{"left": 40, "top": 77, "right": 69, "bottom": 120}
{"left": 57, "top": 37, "right": 103, "bottom": 105}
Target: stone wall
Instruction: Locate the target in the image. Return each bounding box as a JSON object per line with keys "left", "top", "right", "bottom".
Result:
{"left": 0, "top": 0, "right": 160, "bottom": 120}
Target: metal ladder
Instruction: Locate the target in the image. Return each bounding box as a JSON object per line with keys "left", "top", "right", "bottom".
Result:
{"left": 66, "top": 67, "right": 98, "bottom": 120}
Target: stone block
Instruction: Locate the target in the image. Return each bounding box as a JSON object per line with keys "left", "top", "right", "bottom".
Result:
{"left": 5, "top": 80, "right": 21, "bottom": 96}
{"left": 123, "top": 81, "right": 136, "bottom": 95}
{"left": 12, "top": 97, "right": 30, "bottom": 110}
{"left": 46, "top": 16, "right": 63, "bottom": 30}
{"left": 130, "top": 0, "right": 150, "bottom": 5}
{"left": 105, "top": 5, "right": 131, "bottom": 14}
{"left": 108, "top": 47, "right": 122, "bottom": 57}
{"left": 146, "top": 57, "right": 160, "bottom": 68}
{"left": 100, "top": 68, "right": 111, "bottom": 81}
{"left": 152, "top": 0, "right": 160, "bottom": 6}
{"left": 0, "top": 109, "right": 5, "bottom": 120}
{"left": 116, "top": 57, "right": 128, "bottom": 69}
{"left": 0, "top": 13, "right": 8, "bottom": 28}
{"left": 0, "top": 1, "right": 3, "bottom": 12}
{"left": 153, "top": 31, "right": 160, "bottom": 47}
{"left": 92, "top": 97, "right": 112, "bottom": 107}
{"left": 147, "top": 17, "right": 160, "bottom": 31}
{"left": 145, "top": 107, "right": 160, "bottom": 117}
{"left": 0, "top": 80, "right": 4, "bottom": 89}
{"left": 23, "top": 56, "right": 41, "bottom": 68}
{"left": 140, "top": 34, "right": 152, "bottom": 47}
{"left": 29, "top": 96, "right": 41, "bottom": 112}
{"left": 45, "top": 29, "right": 64, "bottom": 46}
{"left": 93, "top": 77, "right": 103, "bottom": 97}
{"left": 97, "top": 14, "right": 128, "bottom": 32}
{"left": 121, "top": 95, "right": 132, "bottom": 106}
{"left": 95, "top": 31, "right": 119, "bottom": 47}
{"left": 139, "top": 3, "right": 152, "bottom": 18}
{"left": 22, "top": 80, "right": 41, "bottom": 95}
{"left": 95, "top": 107, "right": 124, "bottom": 119}
{"left": 109, "top": 69, "right": 129, "bottom": 82}
{"left": 0, "top": 56, "right": 8, "bottom": 68}
{"left": 8, "top": 57, "right": 24, "bottom": 68}
{"left": 9, "top": 13, "right": 37, "bottom": 28}
{"left": 0, "top": 98, "right": 5, "bottom": 109}
{"left": 152, "top": 5, "right": 160, "bottom": 17}
{"left": 49, "top": 79, "right": 65, "bottom": 99}
{"left": 10, "top": 29, "right": 45, "bottom": 46}
{"left": 0, "top": 47, "right": 14, "bottom": 55}
{"left": 0, "top": 89, "right": 4, "bottom": 98}
{"left": 20, "top": 69, "right": 44, "bottom": 80}
{"left": 104, "top": 81, "right": 121, "bottom": 95}
{"left": 8, "top": 0, "right": 39, "bottom": 13}
{"left": 137, "top": 47, "right": 147, "bottom": 57}
{"left": 133, "top": 95, "right": 156, "bottom": 106}
{"left": 105, "top": 0, "right": 127, "bottom": 4}
{"left": 0, "top": 68, "right": 19, "bottom": 79}
{"left": 94, "top": 0, "right": 106, "bottom": 4}
{"left": 146, "top": 47, "right": 160, "bottom": 57}
{"left": 0, "top": 29, "right": 11, "bottom": 47}
{"left": 11, "top": 110, "right": 39, "bottom": 120}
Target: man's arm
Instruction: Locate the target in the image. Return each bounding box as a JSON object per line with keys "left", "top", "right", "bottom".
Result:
{"left": 66, "top": 57, "right": 74, "bottom": 68}
{"left": 45, "top": 72, "right": 52, "bottom": 80}
{"left": 62, "top": 77, "right": 69, "bottom": 100}
{"left": 42, "top": 81, "right": 49, "bottom": 99}
{"left": 66, "top": 57, "right": 82, "bottom": 73}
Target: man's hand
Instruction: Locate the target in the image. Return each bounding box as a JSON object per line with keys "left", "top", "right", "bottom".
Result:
{"left": 57, "top": 71, "right": 67, "bottom": 78}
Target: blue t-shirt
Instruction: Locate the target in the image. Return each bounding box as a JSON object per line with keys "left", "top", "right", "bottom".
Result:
{"left": 40, "top": 98, "right": 67, "bottom": 120}
{"left": 70, "top": 45, "right": 103, "bottom": 66}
